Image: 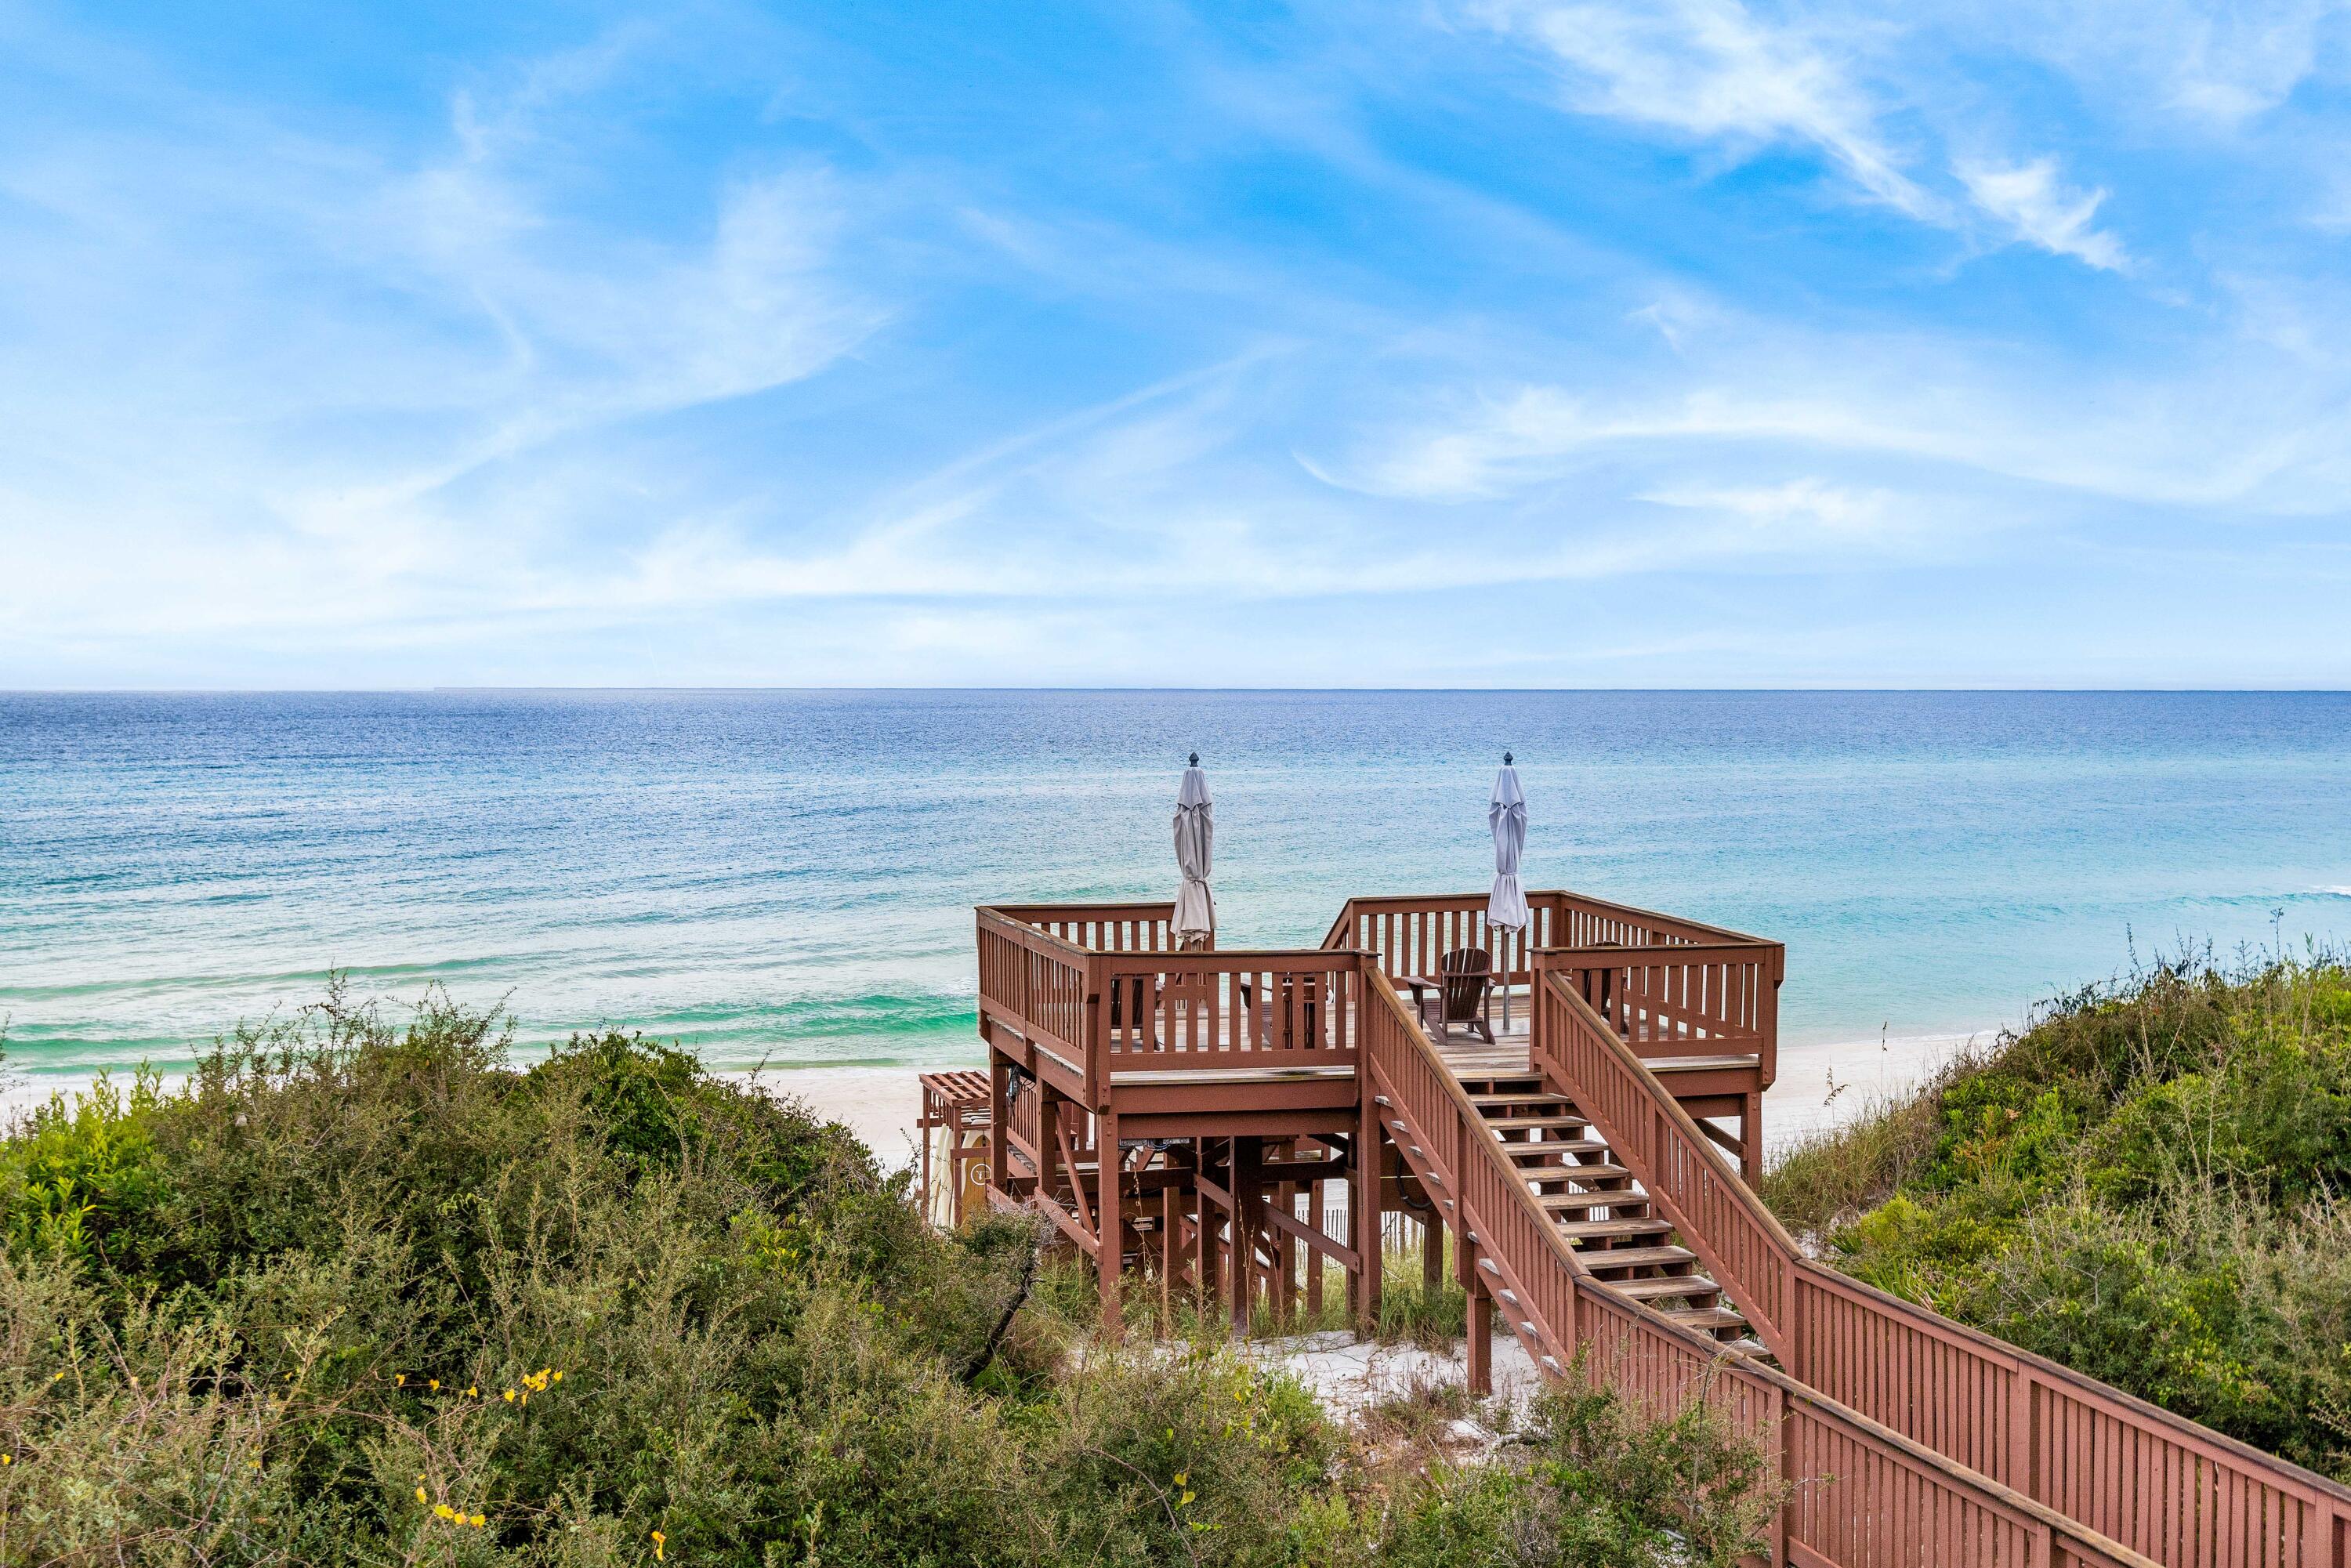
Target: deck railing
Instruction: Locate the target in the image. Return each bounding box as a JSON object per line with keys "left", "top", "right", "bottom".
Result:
{"left": 976, "top": 907, "right": 1094, "bottom": 1075}
{"left": 1325, "top": 888, "right": 1762, "bottom": 980}
{"left": 1360, "top": 964, "right": 2159, "bottom": 1568}
{"left": 1093, "top": 951, "right": 1359, "bottom": 1095}
{"left": 980, "top": 905, "right": 1354, "bottom": 1105}
{"left": 1543, "top": 941, "right": 1780, "bottom": 1074}
{"left": 1534, "top": 969, "right": 2351, "bottom": 1568}
{"left": 987, "top": 900, "right": 1179, "bottom": 953}
{"left": 1331, "top": 890, "right": 1781, "bottom": 1082}
{"left": 1323, "top": 891, "right": 1563, "bottom": 989}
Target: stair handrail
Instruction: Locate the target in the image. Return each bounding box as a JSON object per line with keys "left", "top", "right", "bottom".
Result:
{"left": 1534, "top": 969, "right": 1799, "bottom": 1360}
{"left": 1361, "top": 961, "right": 2161, "bottom": 1568}
{"left": 1534, "top": 967, "right": 2351, "bottom": 1566}
{"left": 1357, "top": 961, "right": 1591, "bottom": 1364}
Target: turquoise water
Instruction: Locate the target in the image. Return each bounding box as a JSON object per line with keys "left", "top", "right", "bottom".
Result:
{"left": 4, "top": 690, "right": 2350, "bottom": 1088}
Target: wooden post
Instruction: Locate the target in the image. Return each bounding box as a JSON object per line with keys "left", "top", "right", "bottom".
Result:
{"left": 1276, "top": 1177, "right": 1297, "bottom": 1326}
{"left": 1465, "top": 1264, "right": 1492, "bottom": 1397}
{"left": 1422, "top": 1204, "right": 1445, "bottom": 1291}
{"left": 1097, "top": 1108, "right": 1121, "bottom": 1338}
{"left": 1161, "top": 1179, "right": 1178, "bottom": 1328}
{"left": 1354, "top": 1092, "right": 1382, "bottom": 1331}
{"left": 1306, "top": 1178, "right": 1325, "bottom": 1318}
{"left": 1456, "top": 1204, "right": 1489, "bottom": 1396}
{"left": 1230, "top": 1136, "right": 1259, "bottom": 1331}
{"left": 918, "top": 1084, "right": 933, "bottom": 1223}
{"left": 1769, "top": 1382, "right": 1791, "bottom": 1567}
{"left": 1036, "top": 1084, "right": 1063, "bottom": 1220}
{"left": 987, "top": 1057, "right": 1009, "bottom": 1200}
{"left": 1741, "top": 1090, "right": 1764, "bottom": 1186}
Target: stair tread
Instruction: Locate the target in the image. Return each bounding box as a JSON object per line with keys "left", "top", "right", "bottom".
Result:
{"left": 1554, "top": 1217, "right": 1674, "bottom": 1240}
{"left": 1472, "top": 1092, "right": 1578, "bottom": 1109}
{"left": 1519, "top": 1160, "right": 1631, "bottom": 1182}
{"left": 1501, "top": 1138, "right": 1610, "bottom": 1158}
{"left": 1661, "top": 1305, "right": 1750, "bottom": 1331}
{"left": 1607, "top": 1275, "right": 1721, "bottom": 1302}
{"left": 1482, "top": 1114, "right": 1588, "bottom": 1131}
{"left": 1534, "top": 1190, "right": 1644, "bottom": 1212}
{"left": 1574, "top": 1244, "right": 1699, "bottom": 1270}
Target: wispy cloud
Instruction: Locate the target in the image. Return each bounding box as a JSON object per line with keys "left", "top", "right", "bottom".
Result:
{"left": 1955, "top": 158, "right": 2128, "bottom": 270}
{"left": 1458, "top": 0, "right": 2146, "bottom": 273}
{"left": 1463, "top": 0, "right": 1936, "bottom": 217}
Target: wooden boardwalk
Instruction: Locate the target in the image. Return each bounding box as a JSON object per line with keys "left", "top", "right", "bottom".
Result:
{"left": 950, "top": 889, "right": 2351, "bottom": 1568}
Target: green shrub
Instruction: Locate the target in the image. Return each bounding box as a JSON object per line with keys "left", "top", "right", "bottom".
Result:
{"left": 0, "top": 983, "right": 1778, "bottom": 1564}
{"left": 1774, "top": 957, "right": 2351, "bottom": 1480}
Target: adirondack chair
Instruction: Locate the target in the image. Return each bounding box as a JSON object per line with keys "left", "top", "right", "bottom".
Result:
{"left": 1415, "top": 947, "right": 1494, "bottom": 1044}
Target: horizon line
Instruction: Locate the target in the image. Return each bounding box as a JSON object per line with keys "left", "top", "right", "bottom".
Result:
{"left": 7, "top": 685, "right": 2351, "bottom": 697}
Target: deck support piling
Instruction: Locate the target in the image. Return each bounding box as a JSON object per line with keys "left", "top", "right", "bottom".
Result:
{"left": 1097, "top": 1108, "right": 1121, "bottom": 1338}
{"left": 987, "top": 1057, "right": 1009, "bottom": 1201}
{"left": 1462, "top": 1229, "right": 1492, "bottom": 1397}
{"left": 1228, "top": 1136, "right": 1259, "bottom": 1331}
{"left": 1353, "top": 1097, "right": 1383, "bottom": 1330}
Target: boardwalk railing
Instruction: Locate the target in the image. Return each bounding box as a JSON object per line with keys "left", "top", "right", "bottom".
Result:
{"left": 1544, "top": 940, "right": 1781, "bottom": 1074}
{"left": 980, "top": 905, "right": 1355, "bottom": 1105}
{"left": 1331, "top": 890, "right": 1782, "bottom": 1082}
{"left": 976, "top": 907, "right": 1095, "bottom": 1078}
{"left": 987, "top": 900, "right": 1179, "bottom": 954}
{"left": 1094, "top": 951, "right": 1359, "bottom": 1096}
{"left": 1360, "top": 965, "right": 2160, "bottom": 1568}
{"left": 1326, "top": 889, "right": 1770, "bottom": 983}
{"left": 1534, "top": 969, "right": 2351, "bottom": 1568}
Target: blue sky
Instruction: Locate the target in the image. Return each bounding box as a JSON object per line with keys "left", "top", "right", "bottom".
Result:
{"left": 3, "top": 1, "right": 2349, "bottom": 687}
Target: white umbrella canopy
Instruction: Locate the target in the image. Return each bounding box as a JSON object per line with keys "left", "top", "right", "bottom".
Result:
{"left": 1488, "top": 753, "right": 1528, "bottom": 1025}
{"left": 1172, "top": 754, "right": 1215, "bottom": 950}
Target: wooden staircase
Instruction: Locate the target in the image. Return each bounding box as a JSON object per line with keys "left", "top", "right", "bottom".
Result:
{"left": 1463, "top": 1073, "right": 1761, "bottom": 1350}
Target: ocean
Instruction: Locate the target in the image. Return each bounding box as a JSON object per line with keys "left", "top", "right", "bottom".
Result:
{"left": 5, "top": 690, "right": 2350, "bottom": 1107}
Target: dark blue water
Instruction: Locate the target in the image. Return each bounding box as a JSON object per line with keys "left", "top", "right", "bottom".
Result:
{"left": 4, "top": 690, "right": 2349, "bottom": 1088}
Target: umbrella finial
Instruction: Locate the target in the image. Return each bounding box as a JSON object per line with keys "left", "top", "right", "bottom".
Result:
{"left": 1503, "top": 750, "right": 1513, "bottom": 766}
{"left": 1189, "top": 751, "right": 1199, "bottom": 766}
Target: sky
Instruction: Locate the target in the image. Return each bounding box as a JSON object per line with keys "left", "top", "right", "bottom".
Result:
{"left": 2, "top": 1, "right": 2349, "bottom": 689}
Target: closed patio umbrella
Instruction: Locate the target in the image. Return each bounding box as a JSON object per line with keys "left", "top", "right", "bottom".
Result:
{"left": 1172, "top": 753, "right": 1215, "bottom": 950}
{"left": 1488, "top": 752, "right": 1528, "bottom": 1027}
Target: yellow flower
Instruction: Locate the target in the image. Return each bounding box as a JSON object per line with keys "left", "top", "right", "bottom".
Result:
{"left": 465, "top": 1385, "right": 479, "bottom": 1397}
{"left": 551, "top": 1370, "right": 563, "bottom": 1383}
{"left": 428, "top": 1379, "right": 440, "bottom": 1391}
{"left": 396, "top": 1374, "right": 406, "bottom": 1386}
{"left": 469, "top": 1514, "right": 486, "bottom": 1529}
{"left": 1180, "top": 1491, "right": 1195, "bottom": 1507}
{"left": 502, "top": 1389, "right": 516, "bottom": 1403}
{"left": 651, "top": 1529, "right": 667, "bottom": 1561}
{"left": 1172, "top": 1471, "right": 1186, "bottom": 1487}
{"left": 435, "top": 1503, "right": 458, "bottom": 1521}
{"left": 415, "top": 1487, "right": 428, "bottom": 1504}
{"left": 2, "top": 1454, "right": 12, "bottom": 1466}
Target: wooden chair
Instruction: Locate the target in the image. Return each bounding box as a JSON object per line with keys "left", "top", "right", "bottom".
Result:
{"left": 1421, "top": 948, "right": 1494, "bottom": 1044}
